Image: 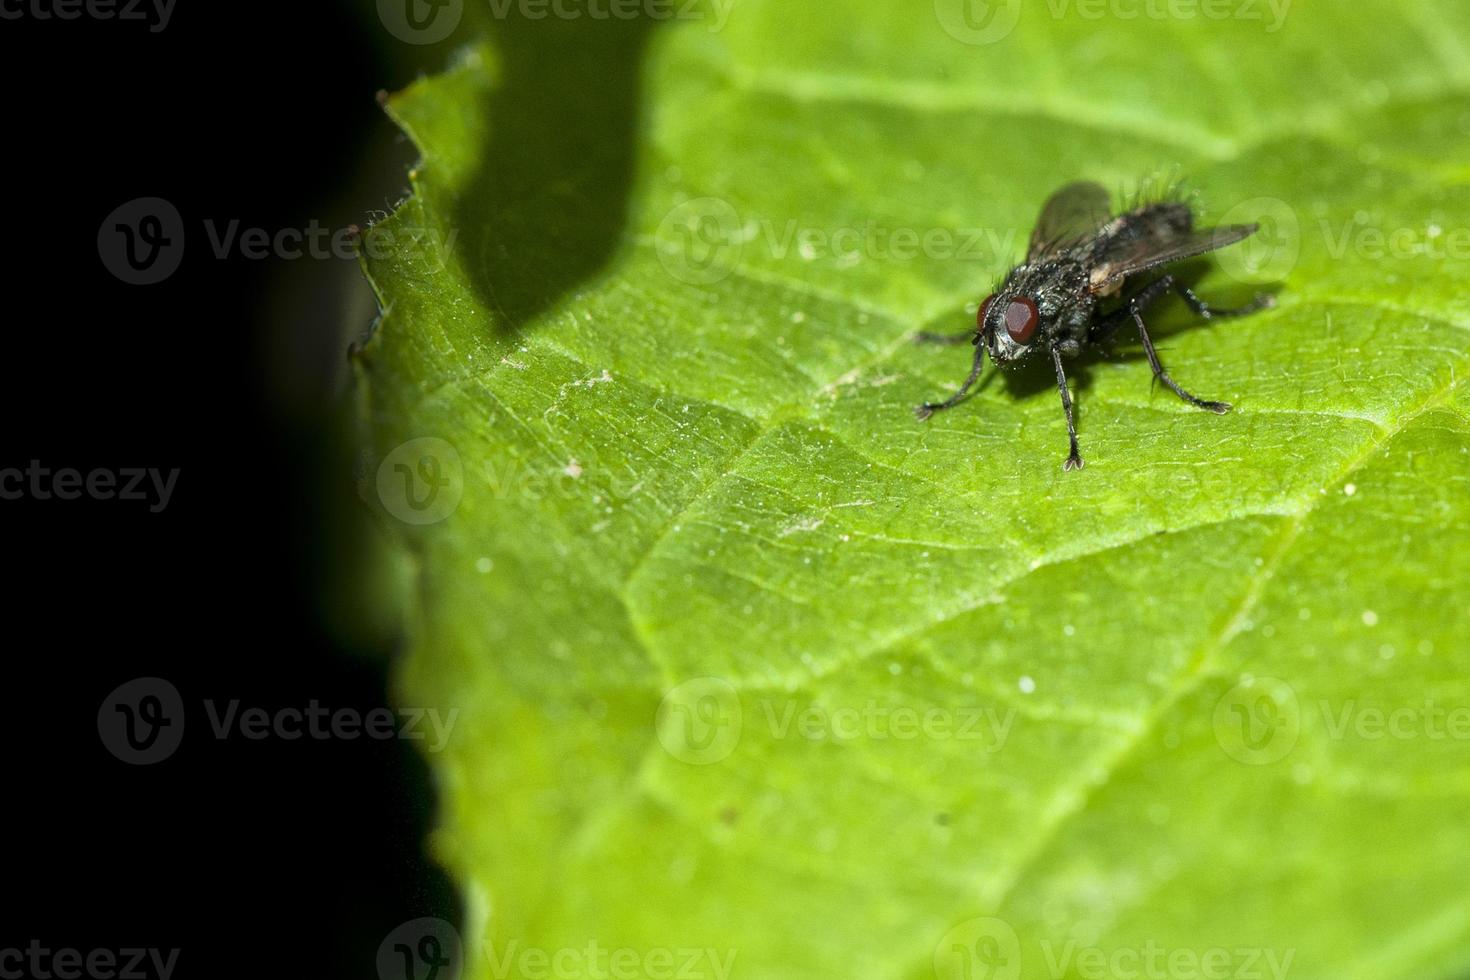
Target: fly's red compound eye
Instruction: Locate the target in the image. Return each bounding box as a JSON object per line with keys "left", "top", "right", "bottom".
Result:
{"left": 976, "top": 293, "right": 996, "bottom": 329}
{"left": 1005, "top": 296, "right": 1040, "bottom": 344}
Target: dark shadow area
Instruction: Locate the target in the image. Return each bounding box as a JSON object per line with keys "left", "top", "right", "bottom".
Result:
{"left": 452, "top": 11, "right": 659, "bottom": 333}
{"left": 0, "top": 4, "right": 461, "bottom": 979}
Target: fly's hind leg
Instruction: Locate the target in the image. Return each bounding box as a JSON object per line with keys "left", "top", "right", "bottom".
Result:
{"left": 1088, "top": 275, "right": 1174, "bottom": 343}
{"left": 1127, "top": 275, "right": 1231, "bottom": 414}
{"left": 1172, "top": 281, "right": 1275, "bottom": 320}
{"left": 1088, "top": 275, "right": 1273, "bottom": 342}
{"left": 1088, "top": 275, "right": 1233, "bottom": 413}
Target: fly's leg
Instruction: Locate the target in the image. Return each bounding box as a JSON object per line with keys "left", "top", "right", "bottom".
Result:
{"left": 915, "top": 342, "right": 986, "bottom": 420}
{"left": 1172, "top": 281, "right": 1275, "bottom": 320}
{"left": 1088, "top": 275, "right": 1173, "bottom": 343}
{"left": 1089, "top": 276, "right": 1274, "bottom": 343}
{"left": 913, "top": 329, "right": 978, "bottom": 346}
{"left": 1129, "top": 275, "right": 1231, "bottom": 414}
{"left": 1088, "top": 275, "right": 1232, "bottom": 413}
{"left": 1051, "top": 345, "right": 1084, "bottom": 471}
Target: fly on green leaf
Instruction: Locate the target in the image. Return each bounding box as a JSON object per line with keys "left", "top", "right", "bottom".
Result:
{"left": 915, "top": 181, "right": 1276, "bottom": 470}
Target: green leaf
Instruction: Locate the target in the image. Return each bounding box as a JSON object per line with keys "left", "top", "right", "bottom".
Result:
{"left": 356, "top": 3, "right": 1470, "bottom": 977}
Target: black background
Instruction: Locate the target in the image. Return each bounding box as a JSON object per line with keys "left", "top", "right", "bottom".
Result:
{"left": 1, "top": 3, "right": 456, "bottom": 978}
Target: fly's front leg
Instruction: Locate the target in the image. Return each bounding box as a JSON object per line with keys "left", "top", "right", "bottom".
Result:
{"left": 913, "top": 329, "right": 978, "bottom": 346}
{"left": 1129, "top": 275, "right": 1231, "bottom": 414}
{"left": 1050, "top": 345, "right": 1084, "bottom": 471}
{"left": 915, "top": 342, "right": 987, "bottom": 420}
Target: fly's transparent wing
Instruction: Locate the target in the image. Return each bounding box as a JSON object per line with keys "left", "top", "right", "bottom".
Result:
{"left": 1090, "top": 223, "right": 1259, "bottom": 290}
{"left": 1028, "top": 181, "right": 1114, "bottom": 260}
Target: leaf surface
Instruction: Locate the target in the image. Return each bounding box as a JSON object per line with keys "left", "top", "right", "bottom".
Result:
{"left": 358, "top": 3, "right": 1470, "bottom": 976}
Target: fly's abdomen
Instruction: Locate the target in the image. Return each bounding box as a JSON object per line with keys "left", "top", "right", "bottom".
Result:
{"left": 1101, "top": 201, "right": 1193, "bottom": 251}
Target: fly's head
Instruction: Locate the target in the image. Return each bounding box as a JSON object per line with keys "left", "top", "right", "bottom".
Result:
{"left": 976, "top": 261, "right": 1084, "bottom": 365}
{"left": 976, "top": 288, "right": 1045, "bottom": 366}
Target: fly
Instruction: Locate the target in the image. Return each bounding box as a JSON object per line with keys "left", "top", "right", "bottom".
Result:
{"left": 914, "top": 181, "right": 1275, "bottom": 470}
